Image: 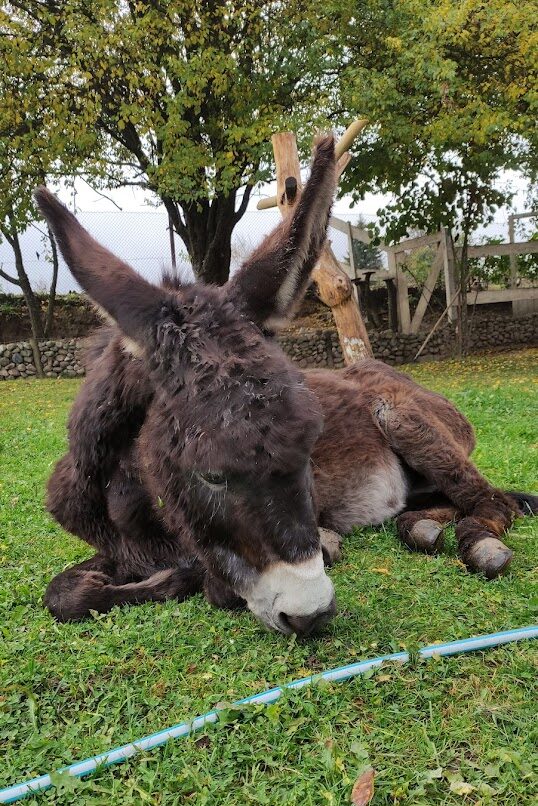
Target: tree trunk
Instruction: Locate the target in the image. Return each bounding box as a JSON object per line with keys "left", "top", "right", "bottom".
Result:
{"left": 1, "top": 225, "right": 45, "bottom": 377}
{"left": 165, "top": 189, "right": 248, "bottom": 286}
{"left": 45, "top": 228, "right": 59, "bottom": 337}
{"left": 187, "top": 193, "right": 237, "bottom": 286}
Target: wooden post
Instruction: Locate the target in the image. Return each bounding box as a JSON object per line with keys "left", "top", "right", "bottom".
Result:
{"left": 258, "top": 120, "right": 368, "bottom": 211}
{"left": 270, "top": 131, "right": 372, "bottom": 363}
{"left": 387, "top": 250, "right": 411, "bottom": 334}
{"left": 168, "top": 215, "right": 177, "bottom": 277}
{"left": 508, "top": 214, "right": 517, "bottom": 288}
{"left": 346, "top": 220, "right": 357, "bottom": 279}
{"left": 441, "top": 227, "right": 458, "bottom": 323}
{"left": 386, "top": 279, "right": 398, "bottom": 331}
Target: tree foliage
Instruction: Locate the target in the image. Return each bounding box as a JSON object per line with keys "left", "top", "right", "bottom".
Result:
{"left": 3, "top": 0, "right": 336, "bottom": 283}
{"left": 331, "top": 0, "right": 537, "bottom": 353}
{"left": 335, "top": 0, "right": 537, "bottom": 237}
{"left": 0, "top": 12, "right": 75, "bottom": 348}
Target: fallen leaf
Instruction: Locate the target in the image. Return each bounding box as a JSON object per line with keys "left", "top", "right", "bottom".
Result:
{"left": 351, "top": 767, "right": 375, "bottom": 805}
{"left": 371, "top": 567, "right": 390, "bottom": 575}
{"left": 449, "top": 779, "right": 475, "bottom": 795}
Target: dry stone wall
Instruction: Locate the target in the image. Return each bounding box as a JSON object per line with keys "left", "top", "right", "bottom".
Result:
{"left": 279, "top": 312, "right": 537, "bottom": 368}
{"left": 0, "top": 339, "right": 84, "bottom": 380}
{"left": 0, "top": 313, "right": 536, "bottom": 381}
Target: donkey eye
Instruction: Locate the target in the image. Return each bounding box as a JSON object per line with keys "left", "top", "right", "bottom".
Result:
{"left": 196, "top": 471, "right": 227, "bottom": 489}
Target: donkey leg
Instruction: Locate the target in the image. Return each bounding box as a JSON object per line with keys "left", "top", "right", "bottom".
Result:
{"left": 44, "top": 554, "right": 115, "bottom": 621}
{"left": 373, "top": 398, "right": 518, "bottom": 578}
{"left": 396, "top": 505, "right": 458, "bottom": 554}
{"left": 319, "top": 527, "right": 343, "bottom": 566}
{"left": 44, "top": 555, "right": 205, "bottom": 622}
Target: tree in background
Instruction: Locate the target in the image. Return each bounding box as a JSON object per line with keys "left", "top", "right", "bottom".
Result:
{"left": 0, "top": 17, "right": 75, "bottom": 372}
{"left": 334, "top": 0, "right": 537, "bottom": 352}
{"left": 346, "top": 216, "right": 383, "bottom": 272}
{"left": 4, "top": 0, "right": 336, "bottom": 285}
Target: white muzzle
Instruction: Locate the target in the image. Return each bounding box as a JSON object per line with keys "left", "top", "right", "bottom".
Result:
{"left": 245, "top": 551, "right": 335, "bottom": 634}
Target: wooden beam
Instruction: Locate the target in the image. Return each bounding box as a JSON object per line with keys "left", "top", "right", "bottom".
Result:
{"left": 465, "top": 287, "right": 538, "bottom": 305}
{"left": 441, "top": 228, "right": 458, "bottom": 323}
{"left": 464, "top": 240, "right": 538, "bottom": 258}
{"left": 328, "top": 216, "right": 351, "bottom": 235}
{"left": 388, "top": 250, "right": 411, "bottom": 334}
{"left": 409, "top": 248, "right": 443, "bottom": 334}
{"left": 385, "top": 231, "right": 443, "bottom": 252}
{"left": 509, "top": 210, "right": 538, "bottom": 221}
{"left": 257, "top": 195, "right": 280, "bottom": 211}
{"left": 257, "top": 119, "right": 368, "bottom": 210}
{"left": 271, "top": 131, "right": 372, "bottom": 363}
{"left": 346, "top": 221, "right": 357, "bottom": 279}
{"left": 330, "top": 215, "right": 373, "bottom": 244}
{"left": 334, "top": 119, "right": 369, "bottom": 159}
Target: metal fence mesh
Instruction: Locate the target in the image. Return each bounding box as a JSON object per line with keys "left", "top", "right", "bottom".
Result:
{"left": 0, "top": 208, "right": 526, "bottom": 295}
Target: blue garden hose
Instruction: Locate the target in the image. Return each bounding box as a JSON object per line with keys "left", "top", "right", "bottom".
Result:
{"left": 1, "top": 625, "right": 536, "bottom": 803}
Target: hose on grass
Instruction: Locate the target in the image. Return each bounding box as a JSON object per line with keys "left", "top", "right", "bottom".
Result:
{"left": 1, "top": 625, "right": 536, "bottom": 804}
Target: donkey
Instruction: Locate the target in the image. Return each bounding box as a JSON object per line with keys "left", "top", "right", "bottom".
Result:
{"left": 35, "top": 136, "right": 536, "bottom": 636}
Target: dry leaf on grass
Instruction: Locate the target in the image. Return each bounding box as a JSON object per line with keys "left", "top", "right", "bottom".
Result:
{"left": 351, "top": 767, "right": 375, "bottom": 805}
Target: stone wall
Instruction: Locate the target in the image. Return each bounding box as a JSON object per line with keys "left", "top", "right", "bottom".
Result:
{"left": 0, "top": 339, "right": 84, "bottom": 380}
{"left": 1, "top": 312, "right": 536, "bottom": 380}
{"left": 279, "top": 311, "right": 537, "bottom": 368}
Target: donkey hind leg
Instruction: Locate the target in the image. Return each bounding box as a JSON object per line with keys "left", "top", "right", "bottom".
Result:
{"left": 396, "top": 505, "right": 458, "bottom": 555}
{"left": 44, "top": 555, "right": 205, "bottom": 622}
{"left": 373, "top": 398, "right": 518, "bottom": 579}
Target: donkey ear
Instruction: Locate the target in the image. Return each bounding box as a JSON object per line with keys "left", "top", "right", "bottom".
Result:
{"left": 227, "top": 135, "right": 336, "bottom": 330}
{"left": 34, "top": 188, "right": 165, "bottom": 343}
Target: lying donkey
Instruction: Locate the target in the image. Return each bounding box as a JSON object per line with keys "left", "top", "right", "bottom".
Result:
{"left": 35, "top": 137, "right": 536, "bottom": 636}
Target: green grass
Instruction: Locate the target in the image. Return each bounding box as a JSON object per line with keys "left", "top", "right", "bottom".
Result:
{"left": 1, "top": 349, "right": 537, "bottom": 805}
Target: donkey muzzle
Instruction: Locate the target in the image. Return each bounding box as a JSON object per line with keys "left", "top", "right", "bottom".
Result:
{"left": 245, "top": 552, "right": 336, "bottom": 635}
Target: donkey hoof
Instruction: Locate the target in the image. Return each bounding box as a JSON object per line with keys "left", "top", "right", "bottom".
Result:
{"left": 405, "top": 519, "right": 445, "bottom": 554}
{"left": 319, "top": 528, "right": 343, "bottom": 566}
{"left": 465, "top": 537, "right": 514, "bottom": 580}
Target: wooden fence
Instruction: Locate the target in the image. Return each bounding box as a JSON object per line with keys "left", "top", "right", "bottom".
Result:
{"left": 330, "top": 217, "right": 538, "bottom": 333}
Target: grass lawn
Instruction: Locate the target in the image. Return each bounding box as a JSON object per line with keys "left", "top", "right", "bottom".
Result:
{"left": 1, "top": 349, "right": 537, "bottom": 805}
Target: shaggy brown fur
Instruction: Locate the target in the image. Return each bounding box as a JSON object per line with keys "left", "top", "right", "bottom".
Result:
{"left": 34, "top": 136, "right": 536, "bottom": 633}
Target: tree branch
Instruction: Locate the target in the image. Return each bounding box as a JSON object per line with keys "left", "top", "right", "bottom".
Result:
{"left": 0, "top": 267, "right": 21, "bottom": 285}
{"left": 79, "top": 177, "right": 123, "bottom": 210}
{"left": 233, "top": 183, "right": 253, "bottom": 224}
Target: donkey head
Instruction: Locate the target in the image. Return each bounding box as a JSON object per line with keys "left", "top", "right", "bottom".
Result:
{"left": 35, "top": 136, "right": 337, "bottom": 635}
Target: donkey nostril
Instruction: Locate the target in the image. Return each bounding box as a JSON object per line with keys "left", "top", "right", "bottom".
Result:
{"left": 279, "top": 600, "right": 336, "bottom": 636}
{"left": 279, "top": 611, "right": 292, "bottom": 631}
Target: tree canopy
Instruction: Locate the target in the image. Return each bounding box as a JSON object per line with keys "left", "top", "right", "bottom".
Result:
{"left": 336, "top": 0, "right": 537, "bottom": 239}
{"left": 1, "top": 0, "right": 537, "bottom": 292}
{"left": 3, "top": 0, "right": 336, "bottom": 283}
{"left": 0, "top": 15, "right": 77, "bottom": 343}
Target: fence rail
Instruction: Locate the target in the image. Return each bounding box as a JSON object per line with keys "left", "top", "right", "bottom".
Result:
{"left": 332, "top": 214, "right": 538, "bottom": 334}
